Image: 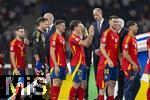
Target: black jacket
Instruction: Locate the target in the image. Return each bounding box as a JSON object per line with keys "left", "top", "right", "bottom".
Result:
{"left": 32, "top": 30, "right": 46, "bottom": 64}
{"left": 91, "top": 20, "right": 109, "bottom": 51}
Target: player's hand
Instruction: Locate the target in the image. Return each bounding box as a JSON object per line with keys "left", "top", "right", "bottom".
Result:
{"left": 45, "top": 63, "right": 50, "bottom": 74}
{"left": 35, "top": 60, "right": 43, "bottom": 72}
{"left": 108, "top": 59, "right": 114, "bottom": 68}
{"left": 132, "top": 64, "right": 138, "bottom": 71}
{"left": 88, "top": 25, "right": 94, "bottom": 36}
{"left": 14, "top": 69, "right": 20, "bottom": 75}
{"left": 24, "top": 38, "right": 30, "bottom": 45}
{"left": 129, "top": 75, "right": 134, "bottom": 80}
{"left": 94, "top": 49, "right": 100, "bottom": 56}
{"left": 54, "top": 66, "right": 60, "bottom": 77}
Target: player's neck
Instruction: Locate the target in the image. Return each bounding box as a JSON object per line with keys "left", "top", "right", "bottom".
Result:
{"left": 16, "top": 36, "right": 23, "bottom": 41}
{"left": 56, "top": 30, "right": 62, "bottom": 35}
{"left": 110, "top": 27, "right": 117, "bottom": 33}
{"left": 73, "top": 30, "right": 80, "bottom": 36}
{"left": 128, "top": 31, "right": 135, "bottom": 37}
{"left": 38, "top": 27, "right": 44, "bottom": 32}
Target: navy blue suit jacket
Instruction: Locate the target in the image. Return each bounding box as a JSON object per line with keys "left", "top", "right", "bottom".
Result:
{"left": 45, "top": 25, "right": 55, "bottom": 59}
{"left": 92, "top": 19, "right": 109, "bottom": 51}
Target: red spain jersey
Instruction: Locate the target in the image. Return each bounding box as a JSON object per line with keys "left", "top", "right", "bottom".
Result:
{"left": 122, "top": 33, "right": 139, "bottom": 71}
{"left": 144, "top": 36, "right": 150, "bottom": 74}
{"left": 147, "top": 36, "right": 150, "bottom": 49}
{"left": 98, "top": 28, "right": 120, "bottom": 70}
{"left": 50, "top": 32, "right": 66, "bottom": 68}
{"left": 69, "top": 33, "right": 86, "bottom": 67}
{"left": 10, "top": 39, "right": 26, "bottom": 68}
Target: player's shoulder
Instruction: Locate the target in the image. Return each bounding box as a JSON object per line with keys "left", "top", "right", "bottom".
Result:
{"left": 10, "top": 39, "right": 17, "bottom": 46}
{"left": 103, "top": 28, "right": 111, "bottom": 37}
{"left": 32, "top": 30, "right": 41, "bottom": 38}
{"left": 50, "top": 32, "right": 58, "bottom": 40}
{"left": 124, "top": 34, "right": 131, "bottom": 44}
{"left": 70, "top": 33, "right": 80, "bottom": 41}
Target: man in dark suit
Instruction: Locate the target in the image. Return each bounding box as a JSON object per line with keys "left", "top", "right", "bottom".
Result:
{"left": 43, "top": 13, "right": 55, "bottom": 69}
{"left": 115, "top": 18, "right": 128, "bottom": 100}
{"left": 91, "top": 8, "right": 109, "bottom": 87}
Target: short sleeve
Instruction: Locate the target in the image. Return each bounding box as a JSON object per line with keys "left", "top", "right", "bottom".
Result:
{"left": 50, "top": 34, "right": 57, "bottom": 48}
{"left": 122, "top": 36, "right": 130, "bottom": 51}
{"left": 10, "top": 43, "right": 15, "bottom": 52}
{"left": 101, "top": 32, "right": 109, "bottom": 44}
{"left": 70, "top": 34, "right": 81, "bottom": 45}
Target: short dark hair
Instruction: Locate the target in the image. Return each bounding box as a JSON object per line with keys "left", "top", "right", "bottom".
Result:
{"left": 126, "top": 21, "right": 137, "bottom": 28}
{"left": 70, "top": 20, "right": 81, "bottom": 30}
{"left": 36, "top": 17, "right": 48, "bottom": 26}
{"left": 109, "top": 15, "right": 119, "bottom": 20}
{"left": 15, "top": 26, "right": 24, "bottom": 31}
{"left": 54, "top": 19, "right": 65, "bottom": 27}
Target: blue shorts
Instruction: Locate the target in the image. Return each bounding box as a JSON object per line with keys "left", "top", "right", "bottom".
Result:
{"left": 51, "top": 67, "right": 66, "bottom": 80}
{"left": 104, "top": 65, "right": 118, "bottom": 82}
{"left": 71, "top": 64, "right": 87, "bottom": 83}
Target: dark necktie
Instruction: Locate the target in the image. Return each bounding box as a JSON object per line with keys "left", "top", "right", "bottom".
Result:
{"left": 47, "top": 27, "right": 51, "bottom": 33}
{"left": 97, "top": 21, "right": 101, "bottom": 33}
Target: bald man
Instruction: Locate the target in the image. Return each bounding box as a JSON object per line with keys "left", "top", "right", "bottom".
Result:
{"left": 91, "top": 8, "right": 109, "bottom": 93}
{"left": 43, "top": 13, "right": 55, "bottom": 68}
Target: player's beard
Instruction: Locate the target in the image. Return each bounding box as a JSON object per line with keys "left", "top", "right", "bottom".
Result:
{"left": 19, "top": 35, "right": 24, "bottom": 40}
{"left": 43, "top": 28, "right": 47, "bottom": 32}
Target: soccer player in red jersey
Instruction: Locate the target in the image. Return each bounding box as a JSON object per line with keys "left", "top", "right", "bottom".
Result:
{"left": 69, "top": 20, "right": 94, "bottom": 100}
{"left": 122, "top": 21, "right": 140, "bottom": 100}
{"left": 10, "top": 26, "right": 26, "bottom": 95}
{"left": 50, "top": 20, "right": 66, "bottom": 100}
{"left": 145, "top": 36, "right": 150, "bottom": 100}
{"left": 97, "top": 15, "right": 120, "bottom": 100}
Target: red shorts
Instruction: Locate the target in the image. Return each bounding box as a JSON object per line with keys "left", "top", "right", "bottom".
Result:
{"left": 96, "top": 69, "right": 104, "bottom": 89}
